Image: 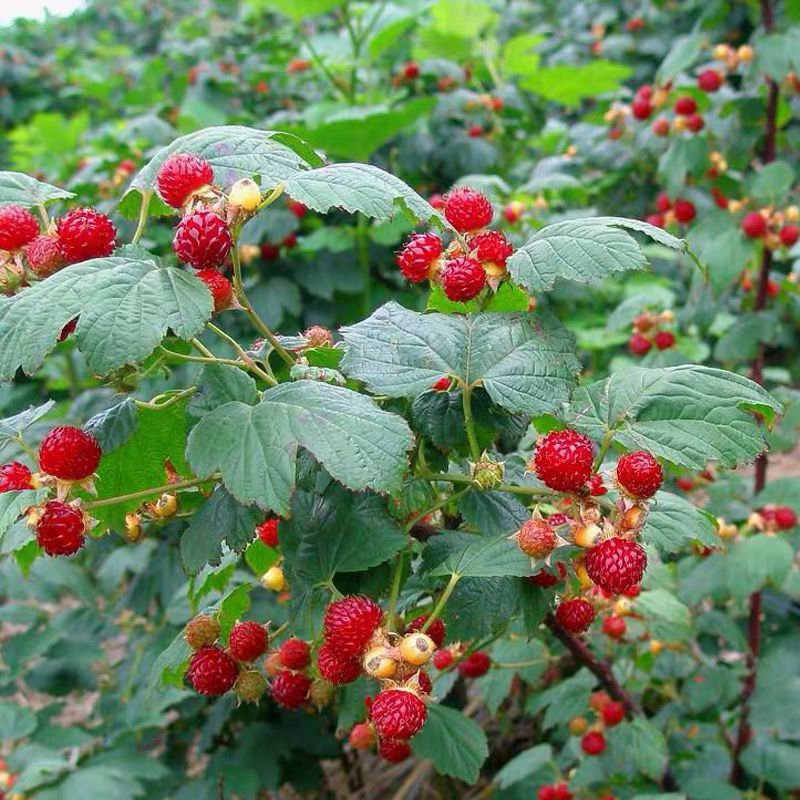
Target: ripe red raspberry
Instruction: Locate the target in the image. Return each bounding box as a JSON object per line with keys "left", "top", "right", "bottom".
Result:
{"left": 628, "top": 333, "right": 652, "bottom": 356}
{"left": 278, "top": 638, "right": 310, "bottom": 670}
{"left": 187, "top": 645, "right": 239, "bottom": 695}
{"left": 283, "top": 232, "right": 298, "bottom": 249}
{"left": 261, "top": 242, "right": 279, "bottom": 261}
{"left": 173, "top": 210, "right": 232, "bottom": 270}
{"left": 538, "top": 784, "right": 573, "bottom": 800}
{"left": 697, "top": 69, "right": 723, "bottom": 92}
{"left": 581, "top": 730, "right": 606, "bottom": 756}
{"left": 317, "top": 642, "right": 361, "bottom": 684}
{"left": 676, "top": 476, "right": 695, "bottom": 491}
{"left": 644, "top": 213, "right": 665, "bottom": 228}
{"left": 467, "top": 124, "right": 484, "bottom": 138}
{"left": 444, "top": 187, "right": 494, "bottom": 232}
{"left": 370, "top": 688, "right": 427, "bottom": 739}
{"left": 602, "top": 615, "right": 627, "bottom": 640}
{"left": 616, "top": 451, "right": 663, "bottom": 498}
{"left": 588, "top": 474, "right": 607, "bottom": 496}
{"left": 25, "top": 235, "right": 64, "bottom": 277}
{"left": 349, "top": 722, "right": 376, "bottom": 750}
{"left": 775, "top": 506, "right": 798, "bottom": 530}
{"left": 432, "top": 649, "right": 453, "bottom": 670}
{"left": 469, "top": 230, "right": 513, "bottom": 267}
{"left": 655, "top": 193, "right": 671, "bottom": 213}
{"left": 0, "top": 204, "right": 39, "bottom": 251}
{"left": 256, "top": 517, "right": 280, "bottom": 547}
{"left": 439, "top": 256, "right": 486, "bottom": 301}
{"left": 779, "top": 225, "right": 799, "bottom": 247}
{"left": 403, "top": 61, "right": 420, "bottom": 80}
{"left": 631, "top": 98, "right": 652, "bottom": 120}
{"left": 228, "top": 620, "right": 268, "bottom": 661}
{"left": 673, "top": 95, "right": 697, "bottom": 116}
{"left": 395, "top": 232, "right": 442, "bottom": 283}
{"left": 156, "top": 153, "right": 214, "bottom": 207}
{"left": 271, "top": 669, "right": 312, "bottom": 708}
{"left": 673, "top": 199, "right": 696, "bottom": 224}
{"left": 405, "top": 615, "right": 446, "bottom": 648}
{"left": 379, "top": 739, "right": 411, "bottom": 763}
{"left": 584, "top": 537, "right": 647, "bottom": 594}
{"left": 686, "top": 113, "right": 705, "bottom": 132}
{"left": 38, "top": 426, "right": 102, "bottom": 481}
{"left": 651, "top": 118, "right": 670, "bottom": 136}
{"left": 528, "top": 562, "right": 566, "bottom": 588}
{"left": 458, "top": 651, "right": 491, "bottom": 678}
{"left": 428, "top": 193, "right": 445, "bottom": 209}
{"left": 636, "top": 85, "right": 653, "bottom": 101}
{"left": 323, "top": 596, "right": 383, "bottom": 657}
{"left": 406, "top": 669, "right": 432, "bottom": 695}
{"left": 431, "top": 376, "right": 451, "bottom": 391}
{"left": 195, "top": 268, "right": 233, "bottom": 312}
{"left": 0, "top": 461, "right": 33, "bottom": 492}
{"left": 533, "top": 429, "right": 594, "bottom": 492}
{"left": 36, "top": 500, "right": 86, "bottom": 556}
{"left": 742, "top": 212, "right": 767, "bottom": 238}
{"left": 515, "top": 518, "right": 556, "bottom": 558}
{"left": 288, "top": 200, "right": 307, "bottom": 218}
{"left": 653, "top": 330, "right": 675, "bottom": 350}
{"left": 601, "top": 700, "right": 626, "bottom": 726}
{"left": 554, "top": 598, "right": 595, "bottom": 633}
{"left": 56, "top": 208, "right": 116, "bottom": 263}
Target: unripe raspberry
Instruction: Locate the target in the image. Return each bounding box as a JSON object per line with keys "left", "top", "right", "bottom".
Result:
{"left": 0, "top": 462, "right": 33, "bottom": 492}
{"left": 363, "top": 646, "right": 397, "bottom": 679}
{"left": 323, "top": 595, "right": 383, "bottom": 658}
{"left": 532, "top": 429, "right": 594, "bottom": 492}
{"left": 406, "top": 615, "right": 446, "bottom": 648}
{"left": 271, "top": 669, "right": 311, "bottom": 708}
{"left": 370, "top": 688, "right": 427, "bottom": 739}
{"left": 631, "top": 98, "right": 652, "bottom": 120}
{"left": 628, "top": 332, "right": 651, "bottom": 356}
{"left": 303, "top": 325, "right": 333, "bottom": 348}
{"left": 697, "top": 69, "right": 723, "bottom": 92}
{"left": 554, "top": 598, "right": 595, "bottom": 633}
{"left": 590, "top": 691, "right": 611, "bottom": 712}
{"left": 672, "top": 199, "right": 696, "bottom": 224}
{"left": 36, "top": 500, "right": 86, "bottom": 556}
{"left": 56, "top": 208, "right": 117, "bottom": 263}
{"left": 581, "top": 730, "right": 606, "bottom": 755}
{"left": 568, "top": 716, "right": 589, "bottom": 735}
{"left": 156, "top": 153, "right": 214, "bottom": 207}
{"left": 584, "top": 537, "right": 647, "bottom": 594}
{"left": 235, "top": 670, "right": 267, "bottom": 703}
{"left": 378, "top": 738, "right": 411, "bottom": 763}
{"left": 187, "top": 645, "right": 239, "bottom": 695}
{"left": 173, "top": 210, "right": 232, "bottom": 270}
{"left": 514, "top": 518, "right": 556, "bottom": 558}
{"left": 261, "top": 565, "right": 286, "bottom": 591}
{"left": 737, "top": 44, "right": 754, "bottom": 62}
{"left": 317, "top": 642, "right": 361, "bottom": 684}
{"left": 349, "top": 722, "right": 376, "bottom": 750}
{"left": 151, "top": 493, "right": 178, "bottom": 518}
{"left": 602, "top": 615, "right": 627, "bottom": 640}
{"left": 653, "top": 330, "right": 675, "bottom": 350}
{"left": 673, "top": 95, "right": 697, "bottom": 116}
{"left": 458, "top": 650, "right": 491, "bottom": 678}
{"left": 779, "top": 225, "right": 799, "bottom": 247}
{"left": 278, "top": 638, "right": 310, "bottom": 670}
{"left": 256, "top": 517, "right": 280, "bottom": 547}
{"left": 742, "top": 212, "right": 767, "bottom": 238}
{"left": 228, "top": 178, "right": 261, "bottom": 212}
{"left": 25, "top": 235, "right": 64, "bottom": 277}
{"left": 616, "top": 451, "right": 663, "bottom": 498}
{"left": 651, "top": 118, "right": 670, "bottom": 136}
{"left": 469, "top": 230, "right": 513, "bottom": 269}
{"left": 504, "top": 201, "right": 524, "bottom": 223}
{"left": 184, "top": 615, "right": 221, "bottom": 650}
{"left": 573, "top": 522, "right": 601, "bottom": 549}
{"left": 395, "top": 232, "right": 442, "bottom": 283}
{"left": 432, "top": 649, "right": 454, "bottom": 670}
{"left": 288, "top": 200, "right": 307, "bottom": 218}
{"left": 601, "top": 700, "right": 626, "bottom": 726}
{"left": 195, "top": 268, "right": 233, "bottom": 312}
{"left": 38, "top": 426, "right": 102, "bottom": 481}
{"left": 444, "top": 187, "right": 494, "bottom": 232}
{"left": 228, "top": 620, "right": 268, "bottom": 662}
{"left": 0, "top": 205, "right": 39, "bottom": 251}
{"left": 399, "top": 633, "right": 435, "bottom": 666}
{"left": 775, "top": 506, "right": 798, "bottom": 530}
{"left": 471, "top": 457, "right": 504, "bottom": 489}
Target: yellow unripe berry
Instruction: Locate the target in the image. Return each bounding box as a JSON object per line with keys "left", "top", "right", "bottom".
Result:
{"left": 614, "top": 597, "right": 633, "bottom": 616}
{"left": 239, "top": 243, "right": 260, "bottom": 264}
{"left": 261, "top": 565, "right": 287, "bottom": 591}
{"left": 673, "top": 116, "right": 688, "bottom": 133}
{"left": 151, "top": 492, "right": 178, "bottom": 518}
{"left": 362, "top": 646, "right": 397, "bottom": 679}
{"left": 228, "top": 178, "right": 262, "bottom": 212}
{"left": 713, "top": 43, "right": 731, "bottom": 61}
{"left": 649, "top": 639, "right": 663, "bottom": 655}
{"left": 576, "top": 562, "right": 594, "bottom": 590}
{"left": 737, "top": 44, "right": 754, "bottom": 63}
{"left": 574, "top": 522, "right": 601, "bottom": 548}
{"left": 399, "top": 632, "right": 436, "bottom": 666}
{"left": 785, "top": 205, "right": 800, "bottom": 222}
{"left": 568, "top": 716, "right": 589, "bottom": 735}
{"left": 125, "top": 512, "right": 142, "bottom": 542}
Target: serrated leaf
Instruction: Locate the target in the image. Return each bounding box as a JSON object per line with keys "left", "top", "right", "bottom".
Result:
{"left": 0, "top": 700, "right": 37, "bottom": 740}
{"left": 747, "top": 161, "right": 795, "bottom": 205}
{"left": 187, "top": 364, "right": 259, "bottom": 418}
{"left": 642, "top": 491, "right": 719, "bottom": 553}
{"left": 494, "top": 744, "right": 552, "bottom": 789}
{"left": 726, "top": 535, "right": 794, "bottom": 599}
{"left": 519, "top": 61, "right": 632, "bottom": 106}
{"left": 527, "top": 668, "right": 596, "bottom": 729}
{"left": 0, "top": 256, "right": 212, "bottom": 378}
{"left": 186, "top": 381, "right": 413, "bottom": 514}
{"left": 636, "top": 590, "right": 692, "bottom": 641}
{"left": 740, "top": 736, "right": 800, "bottom": 788}
{"left": 0, "top": 490, "right": 47, "bottom": 542}
{"left": 0, "top": 171, "right": 74, "bottom": 207}
{"left": 627, "top": 717, "right": 668, "bottom": 781}
{"left": 444, "top": 577, "right": 521, "bottom": 641}
{"left": 0, "top": 401, "right": 55, "bottom": 450}
{"left": 340, "top": 302, "right": 579, "bottom": 414}
{"left": 84, "top": 399, "right": 139, "bottom": 454}
{"left": 657, "top": 32, "right": 703, "bottom": 81}
{"left": 423, "top": 531, "right": 532, "bottom": 578}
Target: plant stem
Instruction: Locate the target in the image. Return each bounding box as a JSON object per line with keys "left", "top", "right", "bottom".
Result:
{"left": 419, "top": 471, "right": 553, "bottom": 498}
{"left": 85, "top": 474, "right": 217, "bottom": 510}
{"left": 298, "top": 23, "right": 349, "bottom": 101}
{"left": 160, "top": 346, "right": 247, "bottom": 371}
{"left": 461, "top": 385, "right": 481, "bottom": 460}
{"left": 386, "top": 553, "right": 405, "bottom": 631}
{"left": 207, "top": 322, "right": 275, "bottom": 384}
{"left": 135, "top": 386, "right": 197, "bottom": 410}
{"left": 421, "top": 572, "right": 460, "bottom": 632}
{"left": 131, "top": 192, "right": 151, "bottom": 245}
{"left": 356, "top": 213, "right": 371, "bottom": 317}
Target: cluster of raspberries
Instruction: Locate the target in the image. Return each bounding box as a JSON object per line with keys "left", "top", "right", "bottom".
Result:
{"left": 627, "top": 307, "right": 677, "bottom": 356}
{"left": 395, "top": 186, "right": 514, "bottom": 302}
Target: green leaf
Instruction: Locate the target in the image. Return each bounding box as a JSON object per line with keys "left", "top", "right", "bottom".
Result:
{"left": 0, "top": 171, "right": 74, "bottom": 207}
{"left": 569, "top": 365, "right": 782, "bottom": 470}
{"left": 0, "top": 256, "right": 212, "bottom": 378}
{"left": 625, "top": 717, "right": 668, "bottom": 781}
{"left": 0, "top": 401, "right": 55, "bottom": 451}
{"left": 411, "top": 704, "right": 488, "bottom": 784}
{"left": 726, "top": 534, "right": 794, "bottom": 599}
{"left": 657, "top": 32, "right": 703, "bottom": 81}
{"left": 423, "top": 531, "right": 532, "bottom": 578}
{"left": 218, "top": 583, "right": 252, "bottom": 639}
{"left": 747, "top": 161, "right": 795, "bottom": 205}
{"left": 635, "top": 590, "right": 692, "bottom": 641}
{"left": 247, "top": 0, "right": 344, "bottom": 22}
{"left": 188, "top": 364, "right": 259, "bottom": 418}
{"left": 659, "top": 137, "right": 709, "bottom": 196}
{"left": 0, "top": 490, "right": 47, "bottom": 542}
{"left": 714, "top": 312, "right": 779, "bottom": 364}
{"left": 519, "top": 61, "right": 632, "bottom": 106}
{"left": 84, "top": 399, "right": 139, "bottom": 454}
{"left": 740, "top": 736, "right": 800, "bottom": 788}
{"left": 527, "top": 668, "right": 596, "bottom": 729}
{"left": 494, "top": 744, "right": 552, "bottom": 789}
{"left": 0, "top": 700, "right": 37, "bottom": 739}
{"left": 642, "top": 491, "right": 719, "bottom": 553}
{"left": 688, "top": 211, "right": 754, "bottom": 293}
{"left": 186, "top": 381, "right": 413, "bottom": 514}
{"left": 508, "top": 217, "right": 686, "bottom": 293}
{"left": 340, "top": 302, "right": 579, "bottom": 414}
{"left": 753, "top": 30, "right": 800, "bottom": 80}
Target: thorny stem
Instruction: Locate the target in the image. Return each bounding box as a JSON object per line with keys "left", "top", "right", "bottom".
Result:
{"left": 85, "top": 474, "right": 217, "bottom": 510}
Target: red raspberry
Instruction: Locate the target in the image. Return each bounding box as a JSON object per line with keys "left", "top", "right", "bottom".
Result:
{"left": 56, "top": 208, "right": 116, "bottom": 263}
{"left": 36, "top": 500, "right": 86, "bottom": 556}
{"left": 271, "top": 669, "right": 312, "bottom": 708}
{"left": 370, "top": 688, "right": 427, "bottom": 739}
{"left": 288, "top": 200, "right": 307, "bottom": 218}
{"left": 628, "top": 333, "right": 652, "bottom": 356}
{"left": 584, "top": 537, "right": 647, "bottom": 594}
{"left": 59, "top": 319, "right": 78, "bottom": 341}
{"left": 118, "top": 159, "right": 137, "bottom": 173}
{"left": 405, "top": 615, "right": 446, "bottom": 648}
{"left": 261, "top": 242, "right": 280, "bottom": 261}
{"left": 631, "top": 98, "right": 652, "bottom": 120}
{"left": 457, "top": 651, "right": 491, "bottom": 678}
{"left": 278, "top": 638, "right": 310, "bottom": 670}
{"left": 379, "top": 739, "right": 411, "bottom": 763}
{"left": 156, "top": 153, "right": 214, "bottom": 207}
{"left": 645, "top": 213, "right": 665, "bottom": 228}
{"left": 515, "top": 518, "right": 556, "bottom": 558}
{"left": 636, "top": 85, "right": 653, "bottom": 100}
{"left": 588, "top": 474, "right": 607, "bottom": 496}
{"left": 655, "top": 193, "right": 672, "bottom": 213}
{"left": 38, "top": 426, "right": 102, "bottom": 481}
{"left": 601, "top": 700, "right": 626, "bottom": 726}
{"left": 742, "top": 212, "right": 767, "bottom": 238}
{"left": 467, "top": 124, "right": 484, "bottom": 138}
{"left": 0, "top": 205, "right": 39, "bottom": 251}
{"left": 395, "top": 232, "right": 442, "bottom": 283}
{"left": 554, "top": 598, "right": 595, "bottom": 633}
{"left": 528, "top": 562, "right": 566, "bottom": 588}
{"left": 323, "top": 595, "right": 383, "bottom": 658}
{"left": 409, "top": 670, "right": 432, "bottom": 695}
{"left": 775, "top": 506, "right": 798, "bottom": 530}
{"left": 654, "top": 330, "right": 675, "bottom": 350}
{"left": 25, "top": 235, "right": 64, "bottom": 277}
{"left": 440, "top": 256, "right": 486, "bottom": 301}
{"left": 443, "top": 187, "right": 494, "bottom": 232}
{"left": 602, "top": 616, "right": 627, "bottom": 640}
{"left": 0, "top": 462, "right": 33, "bottom": 492}
{"left": 779, "top": 225, "right": 799, "bottom": 247}
{"left": 283, "top": 232, "right": 298, "bottom": 249}
{"left": 195, "top": 268, "right": 232, "bottom": 312}
{"left": 673, "top": 95, "right": 697, "bottom": 116}
{"left": 256, "top": 518, "right": 280, "bottom": 547}
{"left": 173, "top": 210, "right": 232, "bottom": 270}
{"left": 626, "top": 16, "right": 645, "bottom": 31}
{"left": 187, "top": 645, "right": 239, "bottom": 695}
{"left": 432, "top": 649, "right": 453, "bottom": 670}
{"left": 673, "top": 199, "right": 696, "bottom": 224}
{"left": 676, "top": 476, "right": 695, "bottom": 491}
{"left": 581, "top": 730, "right": 606, "bottom": 756}
{"left": 616, "top": 451, "right": 663, "bottom": 498}
{"left": 686, "top": 113, "right": 705, "bottom": 132}
{"left": 317, "top": 642, "right": 361, "bottom": 684}
{"left": 403, "top": 61, "right": 420, "bottom": 80}
{"left": 228, "top": 621, "right": 268, "bottom": 661}
{"left": 349, "top": 722, "right": 375, "bottom": 749}
{"left": 538, "top": 784, "right": 573, "bottom": 800}
{"left": 651, "top": 118, "right": 670, "bottom": 136}
{"left": 697, "top": 69, "right": 723, "bottom": 92}
{"left": 533, "top": 429, "right": 594, "bottom": 492}
{"left": 428, "top": 193, "right": 445, "bottom": 210}
{"left": 469, "top": 230, "right": 513, "bottom": 267}
{"left": 431, "top": 376, "right": 451, "bottom": 391}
